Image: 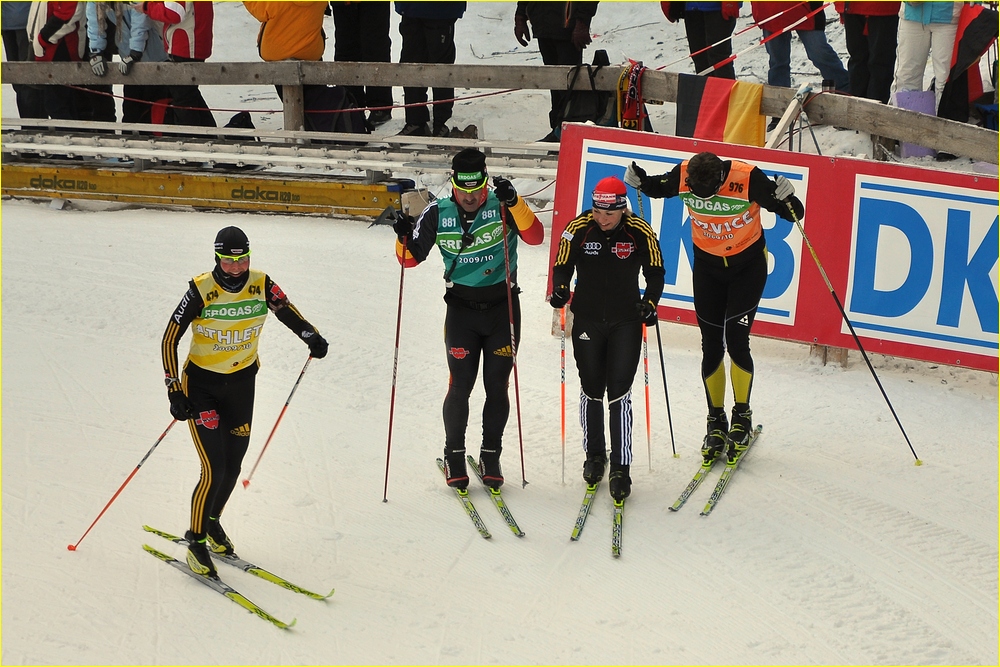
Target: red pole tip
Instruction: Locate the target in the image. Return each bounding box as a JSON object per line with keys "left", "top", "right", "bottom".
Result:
{"left": 67, "top": 545, "right": 76, "bottom": 551}
{"left": 241, "top": 480, "right": 250, "bottom": 489}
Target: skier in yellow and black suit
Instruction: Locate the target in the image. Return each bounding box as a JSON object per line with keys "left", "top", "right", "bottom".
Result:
{"left": 161, "top": 226, "right": 328, "bottom": 578}
{"left": 625, "top": 151, "right": 804, "bottom": 465}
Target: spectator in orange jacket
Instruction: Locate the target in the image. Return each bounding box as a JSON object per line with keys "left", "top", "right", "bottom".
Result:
{"left": 243, "top": 1, "right": 327, "bottom": 62}
{"left": 137, "top": 1, "right": 217, "bottom": 127}
{"left": 661, "top": 2, "right": 742, "bottom": 79}
{"left": 834, "top": 2, "right": 900, "bottom": 103}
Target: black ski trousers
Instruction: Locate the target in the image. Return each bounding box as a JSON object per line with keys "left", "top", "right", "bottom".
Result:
{"left": 184, "top": 365, "right": 255, "bottom": 535}
{"left": 572, "top": 315, "right": 642, "bottom": 467}
{"left": 692, "top": 250, "right": 768, "bottom": 390}
{"left": 332, "top": 1, "right": 393, "bottom": 110}
{"left": 442, "top": 293, "right": 519, "bottom": 458}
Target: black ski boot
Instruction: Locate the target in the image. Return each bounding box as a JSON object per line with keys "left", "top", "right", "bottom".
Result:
{"left": 184, "top": 530, "right": 217, "bottom": 578}
{"left": 608, "top": 464, "right": 631, "bottom": 501}
{"left": 582, "top": 451, "right": 607, "bottom": 485}
{"left": 206, "top": 517, "right": 235, "bottom": 556}
{"left": 701, "top": 408, "right": 729, "bottom": 462}
{"left": 726, "top": 403, "right": 753, "bottom": 463}
{"left": 479, "top": 448, "right": 504, "bottom": 489}
{"left": 443, "top": 448, "right": 469, "bottom": 490}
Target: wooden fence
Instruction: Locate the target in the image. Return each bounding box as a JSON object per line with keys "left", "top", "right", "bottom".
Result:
{"left": 1, "top": 61, "right": 996, "bottom": 163}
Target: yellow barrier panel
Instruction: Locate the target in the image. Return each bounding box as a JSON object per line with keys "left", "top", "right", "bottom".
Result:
{"left": 1, "top": 163, "right": 403, "bottom": 216}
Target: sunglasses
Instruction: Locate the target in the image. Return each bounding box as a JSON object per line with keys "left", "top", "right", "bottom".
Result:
{"left": 216, "top": 251, "right": 251, "bottom": 263}
{"left": 452, "top": 178, "right": 487, "bottom": 194}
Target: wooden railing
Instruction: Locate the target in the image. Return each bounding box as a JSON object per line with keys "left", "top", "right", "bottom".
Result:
{"left": 2, "top": 61, "right": 996, "bottom": 163}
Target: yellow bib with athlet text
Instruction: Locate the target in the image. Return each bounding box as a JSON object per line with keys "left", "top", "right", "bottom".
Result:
{"left": 188, "top": 269, "right": 268, "bottom": 373}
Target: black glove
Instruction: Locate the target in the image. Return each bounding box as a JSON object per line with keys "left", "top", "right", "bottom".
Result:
{"left": 513, "top": 13, "right": 531, "bottom": 47}
{"left": 168, "top": 387, "right": 196, "bottom": 421}
{"left": 492, "top": 176, "right": 517, "bottom": 206}
{"left": 636, "top": 299, "right": 658, "bottom": 326}
{"left": 392, "top": 212, "right": 414, "bottom": 240}
{"left": 119, "top": 49, "right": 142, "bottom": 75}
{"left": 624, "top": 161, "right": 647, "bottom": 190}
{"left": 784, "top": 196, "right": 805, "bottom": 222}
{"left": 302, "top": 330, "right": 328, "bottom": 359}
{"left": 549, "top": 284, "right": 570, "bottom": 309}
{"left": 89, "top": 52, "right": 107, "bottom": 77}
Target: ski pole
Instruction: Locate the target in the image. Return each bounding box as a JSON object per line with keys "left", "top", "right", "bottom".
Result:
{"left": 697, "top": 4, "right": 826, "bottom": 76}
{"left": 68, "top": 419, "right": 178, "bottom": 551}
{"left": 787, "top": 203, "right": 922, "bottom": 464}
{"left": 560, "top": 305, "right": 567, "bottom": 485}
{"left": 656, "top": 2, "right": 825, "bottom": 71}
{"left": 383, "top": 233, "right": 408, "bottom": 502}
{"left": 642, "top": 324, "right": 652, "bottom": 471}
{"left": 242, "top": 355, "right": 313, "bottom": 489}
{"left": 498, "top": 200, "right": 528, "bottom": 487}
{"left": 653, "top": 320, "right": 678, "bottom": 457}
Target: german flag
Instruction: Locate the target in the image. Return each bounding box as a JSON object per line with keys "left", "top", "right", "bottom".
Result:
{"left": 938, "top": 3, "right": 998, "bottom": 121}
{"left": 675, "top": 73, "right": 765, "bottom": 147}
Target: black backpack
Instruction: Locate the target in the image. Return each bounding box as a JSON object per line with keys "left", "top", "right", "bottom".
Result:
{"left": 303, "top": 85, "right": 370, "bottom": 136}
{"left": 553, "top": 50, "right": 617, "bottom": 139}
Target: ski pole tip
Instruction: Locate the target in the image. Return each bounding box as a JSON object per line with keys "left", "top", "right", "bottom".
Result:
{"left": 914, "top": 459, "right": 924, "bottom": 466}
{"left": 673, "top": 453, "right": 681, "bottom": 458}
{"left": 67, "top": 544, "right": 76, "bottom": 551}
{"left": 241, "top": 479, "right": 250, "bottom": 489}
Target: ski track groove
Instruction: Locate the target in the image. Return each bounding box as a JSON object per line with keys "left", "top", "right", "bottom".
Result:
{"left": 744, "top": 472, "right": 993, "bottom": 664}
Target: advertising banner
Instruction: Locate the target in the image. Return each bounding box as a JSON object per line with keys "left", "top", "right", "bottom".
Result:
{"left": 548, "top": 124, "right": 998, "bottom": 372}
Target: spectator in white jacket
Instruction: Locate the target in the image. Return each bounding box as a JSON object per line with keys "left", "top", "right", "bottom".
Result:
{"left": 892, "top": 1, "right": 961, "bottom": 111}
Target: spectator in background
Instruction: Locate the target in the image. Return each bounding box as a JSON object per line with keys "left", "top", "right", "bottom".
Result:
{"left": 243, "top": 1, "right": 327, "bottom": 62}
{"left": 2, "top": 2, "right": 45, "bottom": 118}
{"left": 27, "top": 1, "right": 86, "bottom": 120}
{"left": 661, "top": 2, "right": 742, "bottom": 79}
{"left": 330, "top": 1, "right": 394, "bottom": 130}
{"left": 512, "top": 1, "right": 599, "bottom": 142}
{"left": 892, "top": 1, "right": 961, "bottom": 113}
{"left": 394, "top": 1, "right": 467, "bottom": 137}
{"left": 137, "top": 0, "right": 217, "bottom": 127}
{"left": 86, "top": 2, "right": 170, "bottom": 124}
{"left": 243, "top": 1, "right": 327, "bottom": 107}
{"left": 751, "top": 2, "right": 849, "bottom": 131}
{"left": 834, "top": 2, "right": 900, "bottom": 103}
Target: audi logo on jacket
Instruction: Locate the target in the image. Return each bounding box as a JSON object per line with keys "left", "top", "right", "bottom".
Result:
{"left": 552, "top": 211, "right": 666, "bottom": 323}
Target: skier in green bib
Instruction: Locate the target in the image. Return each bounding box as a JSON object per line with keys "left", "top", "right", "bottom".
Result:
{"left": 394, "top": 148, "right": 544, "bottom": 489}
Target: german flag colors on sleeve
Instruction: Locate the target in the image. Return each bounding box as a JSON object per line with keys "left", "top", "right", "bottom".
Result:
{"left": 675, "top": 73, "right": 765, "bottom": 147}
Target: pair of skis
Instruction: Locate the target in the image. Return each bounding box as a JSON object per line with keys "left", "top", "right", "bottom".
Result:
{"left": 143, "top": 525, "right": 333, "bottom": 630}
{"left": 670, "top": 424, "right": 763, "bottom": 515}
{"left": 435, "top": 456, "right": 525, "bottom": 539}
{"left": 569, "top": 482, "right": 625, "bottom": 558}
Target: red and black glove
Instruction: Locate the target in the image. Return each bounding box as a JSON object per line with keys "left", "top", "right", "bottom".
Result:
{"left": 720, "top": 2, "right": 741, "bottom": 21}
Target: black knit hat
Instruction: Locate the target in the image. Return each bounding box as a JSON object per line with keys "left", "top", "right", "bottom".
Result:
{"left": 214, "top": 226, "right": 250, "bottom": 257}
{"left": 451, "top": 148, "right": 488, "bottom": 191}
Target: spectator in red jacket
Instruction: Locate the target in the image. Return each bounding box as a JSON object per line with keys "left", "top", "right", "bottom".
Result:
{"left": 27, "top": 1, "right": 86, "bottom": 120}
{"left": 661, "top": 2, "right": 742, "bottom": 79}
{"left": 834, "top": 2, "right": 900, "bottom": 103}
{"left": 137, "top": 1, "right": 217, "bottom": 127}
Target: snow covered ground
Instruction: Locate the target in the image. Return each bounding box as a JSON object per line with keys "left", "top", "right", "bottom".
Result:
{"left": 2, "top": 3, "right": 997, "bottom": 665}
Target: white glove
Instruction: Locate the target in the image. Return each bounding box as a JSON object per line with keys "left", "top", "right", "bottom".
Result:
{"left": 624, "top": 161, "right": 646, "bottom": 189}
{"left": 773, "top": 175, "right": 794, "bottom": 201}
{"left": 89, "top": 53, "right": 107, "bottom": 77}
